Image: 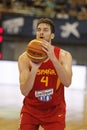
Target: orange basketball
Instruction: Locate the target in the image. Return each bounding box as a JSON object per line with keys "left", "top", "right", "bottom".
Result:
{"left": 26, "top": 39, "right": 48, "bottom": 63}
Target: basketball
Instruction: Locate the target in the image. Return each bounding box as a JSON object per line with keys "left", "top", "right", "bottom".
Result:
{"left": 26, "top": 39, "right": 48, "bottom": 63}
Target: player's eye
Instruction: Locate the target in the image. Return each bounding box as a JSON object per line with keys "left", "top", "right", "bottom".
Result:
{"left": 44, "top": 28, "right": 49, "bottom": 32}
{"left": 37, "top": 28, "right": 41, "bottom": 32}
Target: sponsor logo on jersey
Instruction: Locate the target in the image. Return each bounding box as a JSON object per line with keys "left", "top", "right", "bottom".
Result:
{"left": 35, "top": 88, "right": 53, "bottom": 102}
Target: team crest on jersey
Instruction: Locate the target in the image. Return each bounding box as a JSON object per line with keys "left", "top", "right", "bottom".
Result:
{"left": 35, "top": 89, "right": 53, "bottom": 102}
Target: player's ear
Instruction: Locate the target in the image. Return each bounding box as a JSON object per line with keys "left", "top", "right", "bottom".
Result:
{"left": 51, "top": 33, "right": 55, "bottom": 39}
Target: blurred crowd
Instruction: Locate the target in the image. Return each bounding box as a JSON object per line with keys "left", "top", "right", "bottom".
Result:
{"left": 0, "top": 0, "right": 87, "bottom": 20}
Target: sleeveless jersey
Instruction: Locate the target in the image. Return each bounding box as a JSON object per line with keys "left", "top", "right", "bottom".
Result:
{"left": 21, "top": 46, "right": 66, "bottom": 122}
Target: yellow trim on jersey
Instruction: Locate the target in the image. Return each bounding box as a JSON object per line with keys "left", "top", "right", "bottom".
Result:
{"left": 56, "top": 78, "right": 61, "bottom": 90}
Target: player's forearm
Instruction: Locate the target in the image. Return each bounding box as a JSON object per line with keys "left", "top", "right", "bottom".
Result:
{"left": 20, "top": 69, "right": 37, "bottom": 96}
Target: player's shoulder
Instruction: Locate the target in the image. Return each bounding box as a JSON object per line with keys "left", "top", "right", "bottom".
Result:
{"left": 18, "top": 51, "right": 29, "bottom": 62}
{"left": 60, "top": 48, "right": 72, "bottom": 59}
{"left": 53, "top": 45, "right": 70, "bottom": 55}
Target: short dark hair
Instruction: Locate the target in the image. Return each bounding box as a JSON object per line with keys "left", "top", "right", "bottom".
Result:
{"left": 36, "top": 18, "right": 55, "bottom": 33}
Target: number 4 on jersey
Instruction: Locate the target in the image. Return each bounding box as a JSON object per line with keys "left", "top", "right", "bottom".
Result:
{"left": 40, "top": 76, "right": 48, "bottom": 87}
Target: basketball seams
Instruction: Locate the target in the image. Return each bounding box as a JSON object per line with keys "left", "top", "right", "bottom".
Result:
{"left": 27, "top": 53, "right": 47, "bottom": 60}
{"left": 27, "top": 46, "right": 44, "bottom": 52}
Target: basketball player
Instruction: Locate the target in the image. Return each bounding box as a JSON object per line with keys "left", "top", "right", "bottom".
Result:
{"left": 18, "top": 18, "right": 72, "bottom": 130}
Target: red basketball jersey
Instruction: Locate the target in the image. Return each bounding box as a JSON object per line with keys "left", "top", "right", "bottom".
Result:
{"left": 21, "top": 46, "right": 66, "bottom": 123}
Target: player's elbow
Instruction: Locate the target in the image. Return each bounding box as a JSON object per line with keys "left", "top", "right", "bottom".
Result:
{"left": 65, "top": 80, "right": 72, "bottom": 87}
{"left": 65, "top": 78, "right": 72, "bottom": 87}
{"left": 20, "top": 85, "right": 28, "bottom": 96}
{"left": 65, "top": 72, "right": 72, "bottom": 87}
{"left": 21, "top": 90, "right": 27, "bottom": 96}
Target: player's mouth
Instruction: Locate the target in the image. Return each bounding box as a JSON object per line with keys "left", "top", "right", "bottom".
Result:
{"left": 39, "top": 37, "right": 44, "bottom": 39}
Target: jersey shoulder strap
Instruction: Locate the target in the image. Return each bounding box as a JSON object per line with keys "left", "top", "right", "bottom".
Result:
{"left": 54, "top": 46, "right": 60, "bottom": 59}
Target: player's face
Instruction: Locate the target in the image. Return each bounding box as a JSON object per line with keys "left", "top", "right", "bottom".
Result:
{"left": 36, "top": 23, "right": 54, "bottom": 43}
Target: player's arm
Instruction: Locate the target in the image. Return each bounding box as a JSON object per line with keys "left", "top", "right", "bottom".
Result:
{"left": 18, "top": 52, "right": 39, "bottom": 96}
{"left": 41, "top": 43, "right": 72, "bottom": 87}
{"left": 52, "top": 49, "right": 72, "bottom": 87}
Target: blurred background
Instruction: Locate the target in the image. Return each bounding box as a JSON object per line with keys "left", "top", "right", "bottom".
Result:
{"left": 0, "top": 0, "right": 87, "bottom": 130}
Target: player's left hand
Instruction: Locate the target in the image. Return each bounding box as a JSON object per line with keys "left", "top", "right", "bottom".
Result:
{"left": 41, "top": 41, "right": 55, "bottom": 60}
